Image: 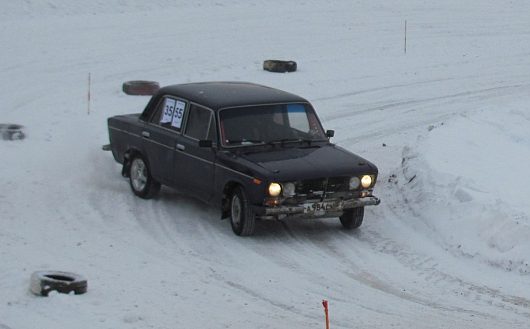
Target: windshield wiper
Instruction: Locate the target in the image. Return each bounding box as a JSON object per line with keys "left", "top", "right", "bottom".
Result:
{"left": 267, "top": 138, "right": 314, "bottom": 146}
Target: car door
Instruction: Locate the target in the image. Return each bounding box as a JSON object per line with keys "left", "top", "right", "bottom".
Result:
{"left": 142, "top": 96, "right": 187, "bottom": 185}
{"left": 173, "top": 103, "right": 216, "bottom": 201}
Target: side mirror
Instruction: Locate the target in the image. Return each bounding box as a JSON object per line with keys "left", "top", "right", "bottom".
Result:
{"left": 198, "top": 140, "right": 213, "bottom": 148}
{"left": 326, "top": 130, "right": 335, "bottom": 138}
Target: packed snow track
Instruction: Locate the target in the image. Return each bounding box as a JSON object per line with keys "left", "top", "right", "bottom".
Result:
{"left": 1, "top": 1, "right": 529, "bottom": 329}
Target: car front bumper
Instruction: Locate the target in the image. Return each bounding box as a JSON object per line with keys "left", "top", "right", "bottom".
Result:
{"left": 253, "top": 196, "right": 380, "bottom": 219}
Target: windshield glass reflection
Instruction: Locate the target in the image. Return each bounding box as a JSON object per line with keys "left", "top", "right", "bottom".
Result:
{"left": 219, "top": 103, "right": 326, "bottom": 147}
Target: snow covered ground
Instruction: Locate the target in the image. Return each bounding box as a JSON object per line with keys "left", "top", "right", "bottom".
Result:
{"left": 1, "top": 1, "right": 529, "bottom": 328}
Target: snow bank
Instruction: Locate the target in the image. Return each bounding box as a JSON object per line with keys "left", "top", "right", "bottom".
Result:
{"left": 394, "top": 104, "right": 530, "bottom": 274}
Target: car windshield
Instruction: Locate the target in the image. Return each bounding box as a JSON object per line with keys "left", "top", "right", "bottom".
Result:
{"left": 219, "top": 103, "right": 327, "bottom": 147}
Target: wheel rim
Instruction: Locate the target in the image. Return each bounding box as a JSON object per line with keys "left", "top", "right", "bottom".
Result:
{"left": 130, "top": 158, "right": 147, "bottom": 192}
{"left": 231, "top": 194, "right": 242, "bottom": 228}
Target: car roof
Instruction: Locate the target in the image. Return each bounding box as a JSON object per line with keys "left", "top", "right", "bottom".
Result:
{"left": 156, "top": 82, "right": 308, "bottom": 110}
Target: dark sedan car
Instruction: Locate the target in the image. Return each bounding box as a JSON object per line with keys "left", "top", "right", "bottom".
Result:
{"left": 107, "top": 82, "right": 380, "bottom": 236}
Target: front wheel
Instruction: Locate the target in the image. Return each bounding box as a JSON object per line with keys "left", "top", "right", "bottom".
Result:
{"left": 339, "top": 207, "right": 364, "bottom": 229}
{"left": 129, "top": 155, "right": 160, "bottom": 199}
{"left": 230, "top": 186, "right": 256, "bottom": 236}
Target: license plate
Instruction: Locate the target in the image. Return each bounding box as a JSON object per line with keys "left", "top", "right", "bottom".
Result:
{"left": 303, "top": 201, "right": 336, "bottom": 215}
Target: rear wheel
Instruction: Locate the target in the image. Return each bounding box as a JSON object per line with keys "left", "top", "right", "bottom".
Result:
{"left": 230, "top": 186, "right": 256, "bottom": 236}
{"left": 339, "top": 207, "right": 364, "bottom": 229}
{"left": 129, "top": 155, "right": 160, "bottom": 199}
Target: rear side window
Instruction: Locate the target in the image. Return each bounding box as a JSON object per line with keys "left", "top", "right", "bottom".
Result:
{"left": 185, "top": 105, "right": 213, "bottom": 140}
{"left": 150, "top": 96, "right": 187, "bottom": 132}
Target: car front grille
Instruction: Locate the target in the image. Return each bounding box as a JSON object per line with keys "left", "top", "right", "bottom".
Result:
{"left": 295, "top": 177, "right": 350, "bottom": 195}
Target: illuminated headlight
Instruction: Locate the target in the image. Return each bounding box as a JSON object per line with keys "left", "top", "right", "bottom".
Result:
{"left": 361, "top": 175, "right": 372, "bottom": 189}
{"left": 282, "top": 182, "right": 296, "bottom": 197}
{"left": 268, "top": 182, "right": 282, "bottom": 197}
{"left": 349, "top": 177, "right": 360, "bottom": 190}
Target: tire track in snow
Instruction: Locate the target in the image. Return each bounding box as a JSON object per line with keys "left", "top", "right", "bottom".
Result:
{"left": 327, "top": 83, "right": 530, "bottom": 148}
{"left": 89, "top": 163, "right": 530, "bottom": 327}
{"left": 304, "top": 231, "right": 494, "bottom": 319}
{"left": 360, "top": 226, "right": 530, "bottom": 319}
{"left": 207, "top": 265, "right": 355, "bottom": 329}
{"left": 311, "top": 77, "right": 456, "bottom": 102}
{"left": 94, "top": 167, "right": 529, "bottom": 324}
{"left": 365, "top": 175, "right": 530, "bottom": 320}
{"left": 323, "top": 83, "right": 526, "bottom": 122}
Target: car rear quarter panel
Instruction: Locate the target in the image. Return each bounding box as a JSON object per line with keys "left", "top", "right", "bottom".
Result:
{"left": 108, "top": 114, "right": 144, "bottom": 164}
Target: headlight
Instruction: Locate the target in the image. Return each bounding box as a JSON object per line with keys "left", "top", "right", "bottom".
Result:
{"left": 268, "top": 182, "right": 282, "bottom": 196}
{"left": 349, "top": 177, "right": 360, "bottom": 190}
{"left": 361, "top": 175, "right": 372, "bottom": 188}
{"left": 282, "top": 182, "right": 296, "bottom": 197}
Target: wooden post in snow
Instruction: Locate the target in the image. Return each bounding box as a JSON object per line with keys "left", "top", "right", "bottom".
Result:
{"left": 87, "top": 73, "right": 91, "bottom": 115}
{"left": 404, "top": 20, "right": 407, "bottom": 54}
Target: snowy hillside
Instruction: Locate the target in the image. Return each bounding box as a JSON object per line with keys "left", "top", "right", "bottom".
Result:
{"left": 1, "top": 1, "right": 529, "bottom": 328}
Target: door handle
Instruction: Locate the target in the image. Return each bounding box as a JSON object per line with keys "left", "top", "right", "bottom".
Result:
{"left": 141, "top": 131, "right": 150, "bottom": 138}
{"left": 176, "top": 143, "right": 185, "bottom": 151}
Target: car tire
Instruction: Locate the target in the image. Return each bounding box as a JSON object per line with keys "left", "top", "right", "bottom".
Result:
{"left": 339, "top": 207, "right": 364, "bottom": 229}
{"left": 122, "top": 80, "right": 160, "bottom": 96}
{"left": 129, "top": 155, "right": 160, "bottom": 199}
{"left": 1, "top": 124, "right": 25, "bottom": 141}
{"left": 230, "top": 186, "right": 256, "bottom": 236}
{"left": 30, "top": 271, "right": 87, "bottom": 296}
{"left": 263, "top": 60, "right": 297, "bottom": 73}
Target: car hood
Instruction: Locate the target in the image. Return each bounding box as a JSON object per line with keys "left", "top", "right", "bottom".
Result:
{"left": 238, "top": 144, "right": 378, "bottom": 181}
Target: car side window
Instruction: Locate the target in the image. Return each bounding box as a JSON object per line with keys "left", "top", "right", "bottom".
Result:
{"left": 150, "top": 96, "right": 187, "bottom": 132}
{"left": 185, "top": 104, "right": 213, "bottom": 140}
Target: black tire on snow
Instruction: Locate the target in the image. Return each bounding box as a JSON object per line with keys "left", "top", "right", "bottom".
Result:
{"left": 263, "top": 60, "right": 297, "bottom": 73}
{"left": 30, "top": 271, "right": 87, "bottom": 296}
{"left": 128, "top": 155, "right": 161, "bottom": 199}
{"left": 122, "top": 80, "right": 160, "bottom": 96}
{"left": 339, "top": 207, "right": 364, "bottom": 230}
{"left": 230, "top": 186, "right": 256, "bottom": 236}
{"left": 0, "top": 124, "right": 25, "bottom": 141}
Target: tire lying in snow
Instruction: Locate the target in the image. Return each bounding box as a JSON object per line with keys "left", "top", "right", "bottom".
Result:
{"left": 263, "top": 60, "right": 297, "bottom": 73}
{"left": 0, "top": 124, "right": 25, "bottom": 141}
{"left": 30, "top": 271, "right": 87, "bottom": 296}
{"left": 122, "top": 80, "right": 160, "bottom": 96}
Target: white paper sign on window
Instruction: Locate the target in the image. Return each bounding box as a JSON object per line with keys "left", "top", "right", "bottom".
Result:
{"left": 160, "top": 98, "right": 176, "bottom": 124}
{"left": 171, "top": 100, "right": 186, "bottom": 129}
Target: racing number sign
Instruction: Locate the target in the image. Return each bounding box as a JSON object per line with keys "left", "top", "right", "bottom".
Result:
{"left": 160, "top": 98, "right": 186, "bottom": 129}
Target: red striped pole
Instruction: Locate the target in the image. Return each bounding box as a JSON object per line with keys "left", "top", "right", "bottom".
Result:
{"left": 322, "top": 300, "right": 330, "bottom": 329}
